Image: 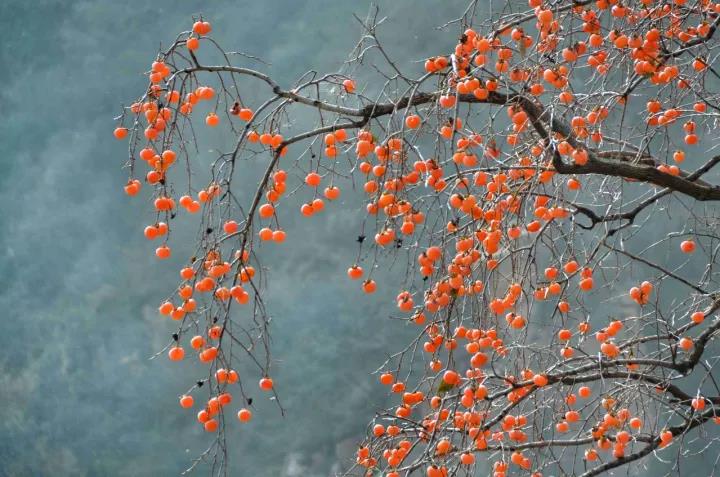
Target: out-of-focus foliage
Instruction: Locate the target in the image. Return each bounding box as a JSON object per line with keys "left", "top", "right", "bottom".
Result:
{"left": 0, "top": 1, "right": 468, "bottom": 476}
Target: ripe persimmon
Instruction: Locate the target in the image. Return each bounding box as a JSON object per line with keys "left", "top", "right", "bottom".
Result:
{"left": 324, "top": 186, "right": 340, "bottom": 200}
{"left": 237, "top": 408, "right": 252, "bottom": 422}
{"left": 681, "top": 240, "right": 696, "bottom": 253}
{"left": 405, "top": 115, "right": 421, "bottom": 129}
{"left": 113, "top": 127, "right": 128, "bottom": 139}
{"left": 348, "top": 266, "right": 363, "bottom": 280}
{"left": 206, "top": 113, "right": 220, "bottom": 127}
{"left": 679, "top": 337, "right": 693, "bottom": 351}
{"left": 168, "top": 347, "right": 184, "bottom": 361}
{"left": 156, "top": 245, "right": 171, "bottom": 259}
{"left": 343, "top": 79, "right": 356, "bottom": 93}
{"left": 362, "top": 280, "right": 376, "bottom": 293}
{"left": 192, "top": 20, "right": 212, "bottom": 35}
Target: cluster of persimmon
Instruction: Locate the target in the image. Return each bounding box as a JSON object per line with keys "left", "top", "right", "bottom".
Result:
{"left": 359, "top": 308, "right": 709, "bottom": 474}
{"left": 350, "top": 2, "right": 719, "bottom": 474}
{"left": 163, "top": 247, "right": 277, "bottom": 433}
{"left": 246, "top": 129, "right": 286, "bottom": 153}
{"left": 115, "top": 1, "right": 720, "bottom": 474}
{"left": 365, "top": 376, "right": 581, "bottom": 472}
{"left": 115, "top": 19, "right": 295, "bottom": 434}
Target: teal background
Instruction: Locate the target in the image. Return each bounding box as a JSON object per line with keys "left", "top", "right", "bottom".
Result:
{"left": 1, "top": 1, "right": 719, "bottom": 476}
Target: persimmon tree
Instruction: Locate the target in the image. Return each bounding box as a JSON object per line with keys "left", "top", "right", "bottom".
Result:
{"left": 115, "top": 1, "right": 720, "bottom": 475}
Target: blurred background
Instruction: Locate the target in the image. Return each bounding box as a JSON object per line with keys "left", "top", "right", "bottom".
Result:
{"left": 0, "top": 1, "right": 466, "bottom": 476}
{"left": 1, "top": 1, "right": 719, "bottom": 476}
